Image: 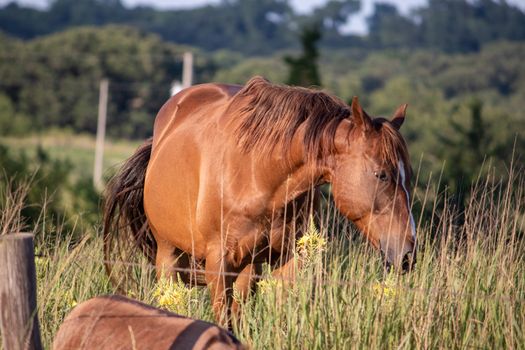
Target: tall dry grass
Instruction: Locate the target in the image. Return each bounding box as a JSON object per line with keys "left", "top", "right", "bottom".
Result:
{"left": 2, "top": 165, "right": 523, "bottom": 349}
{"left": 0, "top": 177, "right": 33, "bottom": 235}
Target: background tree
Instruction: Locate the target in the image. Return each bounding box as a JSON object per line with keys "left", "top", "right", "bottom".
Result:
{"left": 437, "top": 99, "right": 505, "bottom": 220}
{"left": 0, "top": 143, "right": 99, "bottom": 238}
{"left": 367, "top": 3, "right": 419, "bottom": 48}
{"left": 0, "top": 26, "right": 195, "bottom": 138}
{"left": 3, "top": 0, "right": 525, "bottom": 54}
{"left": 0, "top": 0, "right": 296, "bottom": 55}
{"left": 307, "top": 0, "right": 360, "bottom": 48}
{"left": 417, "top": 0, "right": 525, "bottom": 52}
{"left": 284, "top": 25, "right": 322, "bottom": 87}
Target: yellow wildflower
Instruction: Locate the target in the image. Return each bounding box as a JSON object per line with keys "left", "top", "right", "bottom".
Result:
{"left": 372, "top": 283, "right": 397, "bottom": 299}
{"left": 297, "top": 216, "right": 327, "bottom": 262}
{"left": 63, "top": 290, "right": 78, "bottom": 310}
{"left": 34, "top": 256, "right": 49, "bottom": 280}
{"left": 372, "top": 271, "right": 398, "bottom": 307}
{"left": 256, "top": 277, "right": 289, "bottom": 306}
{"left": 257, "top": 277, "right": 283, "bottom": 295}
{"left": 154, "top": 276, "right": 198, "bottom": 315}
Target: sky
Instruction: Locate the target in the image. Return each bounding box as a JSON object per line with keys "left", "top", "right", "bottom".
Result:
{"left": 1, "top": 0, "right": 525, "bottom": 35}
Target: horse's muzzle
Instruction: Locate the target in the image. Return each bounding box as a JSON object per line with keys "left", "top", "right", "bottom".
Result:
{"left": 401, "top": 251, "right": 416, "bottom": 273}
{"left": 380, "top": 239, "right": 416, "bottom": 273}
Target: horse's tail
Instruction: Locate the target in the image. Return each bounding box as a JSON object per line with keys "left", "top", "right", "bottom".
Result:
{"left": 103, "top": 138, "right": 156, "bottom": 286}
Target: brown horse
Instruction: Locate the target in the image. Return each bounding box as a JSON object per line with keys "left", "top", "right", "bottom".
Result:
{"left": 53, "top": 295, "right": 246, "bottom": 350}
{"left": 104, "top": 76, "right": 416, "bottom": 325}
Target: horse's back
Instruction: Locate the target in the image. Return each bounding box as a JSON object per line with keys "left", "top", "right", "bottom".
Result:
{"left": 144, "top": 83, "right": 242, "bottom": 257}
{"left": 52, "top": 295, "right": 245, "bottom": 350}
{"left": 152, "top": 83, "right": 242, "bottom": 150}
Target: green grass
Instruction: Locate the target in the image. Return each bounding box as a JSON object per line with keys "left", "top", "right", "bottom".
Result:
{"left": 0, "top": 130, "right": 141, "bottom": 181}
{"left": 1, "top": 134, "right": 524, "bottom": 349}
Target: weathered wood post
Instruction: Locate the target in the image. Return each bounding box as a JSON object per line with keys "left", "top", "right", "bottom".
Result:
{"left": 0, "top": 233, "right": 43, "bottom": 350}
{"left": 182, "top": 51, "right": 193, "bottom": 89}
{"left": 93, "top": 78, "right": 109, "bottom": 191}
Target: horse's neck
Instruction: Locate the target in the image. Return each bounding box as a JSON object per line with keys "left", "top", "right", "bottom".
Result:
{"left": 267, "top": 126, "right": 329, "bottom": 208}
{"left": 268, "top": 118, "right": 355, "bottom": 207}
{"left": 269, "top": 162, "right": 327, "bottom": 208}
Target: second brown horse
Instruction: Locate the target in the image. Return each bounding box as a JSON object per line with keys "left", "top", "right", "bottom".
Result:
{"left": 104, "top": 77, "right": 416, "bottom": 325}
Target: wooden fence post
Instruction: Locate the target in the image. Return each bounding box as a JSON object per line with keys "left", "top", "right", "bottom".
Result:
{"left": 182, "top": 51, "right": 193, "bottom": 89}
{"left": 0, "top": 233, "right": 43, "bottom": 350}
{"left": 93, "top": 78, "right": 109, "bottom": 191}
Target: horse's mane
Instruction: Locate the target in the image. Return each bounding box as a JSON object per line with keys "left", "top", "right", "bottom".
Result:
{"left": 234, "top": 76, "right": 350, "bottom": 164}
{"left": 234, "top": 76, "right": 411, "bottom": 176}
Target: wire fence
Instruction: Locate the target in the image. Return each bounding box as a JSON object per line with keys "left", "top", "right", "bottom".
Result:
{"left": 95, "top": 255, "right": 524, "bottom": 303}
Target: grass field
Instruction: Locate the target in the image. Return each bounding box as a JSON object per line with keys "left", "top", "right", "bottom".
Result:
{"left": 0, "top": 131, "right": 141, "bottom": 181}
{"left": 1, "top": 135, "right": 524, "bottom": 349}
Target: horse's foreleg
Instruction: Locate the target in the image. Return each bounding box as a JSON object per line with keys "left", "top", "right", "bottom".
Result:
{"left": 205, "top": 224, "right": 267, "bottom": 326}
{"left": 155, "top": 240, "right": 177, "bottom": 280}
{"left": 271, "top": 254, "right": 301, "bottom": 286}
{"left": 232, "top": 263, "right": 262, "bottom": 318}
{"left": 205, "top": 247, "right": 236, "bottom": 327}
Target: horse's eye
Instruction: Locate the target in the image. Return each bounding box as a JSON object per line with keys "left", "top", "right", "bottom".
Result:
{"left": 374, "top": 171, "right": 389, "bottom": 182}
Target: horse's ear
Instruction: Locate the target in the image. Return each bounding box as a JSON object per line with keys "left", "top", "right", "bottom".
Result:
{"left": 351, "top": 96, "right": 371, "bottom": 131}
{"left": 391, "top": 104, "right": 408, "bottom": 130}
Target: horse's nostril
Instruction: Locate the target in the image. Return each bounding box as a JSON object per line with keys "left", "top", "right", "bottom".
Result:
{"left": 401, "top": 252, "right": 415, "bottom": 272}
{"left": 384, "top": 260, "right": 392, "bottom": 272}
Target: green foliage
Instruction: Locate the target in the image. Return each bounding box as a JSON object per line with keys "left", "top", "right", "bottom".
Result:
{"left": 0, "top": 26, "right": 197, "bottom": 138}
{"left": 440, "top": 101, "right": 491, "bottom": 185}
{"left": 367, "top": 0, "right": 525, "bottom": 52}
{"left": 417, "top": 0, "right": 525, "bottom": 53}
{"left": 0, "top": 93, "right": 31, "bottom": 136}
{"left": 1, "top": 0, "right": 524, "bottom": 54}
{"left": 367, "top": 3, "right": 420, "bottom": 49}
{"left": 284, "top": 25, "right": 322, "bottom": 87}
{"left": 0, "top": 0, "right": 296, "bottom": 55}
{"left": 434, "top": 98, "right": 522, "bottom": 224}
{"left": 301, "top": 0, "right": 360, "bottom": 48}
{"left": 212, "top": 56, "right": 287, "bottom": 85}
{"left": 0, "top": 142, "right": 99, "bottom": 237}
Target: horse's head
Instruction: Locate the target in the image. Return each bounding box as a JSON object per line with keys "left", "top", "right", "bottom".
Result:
{"left": 328, "top": 97, "right": 416, "bottom": 272}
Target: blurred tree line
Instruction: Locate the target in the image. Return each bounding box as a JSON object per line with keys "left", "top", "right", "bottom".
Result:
{"left": 0, "top": 26, "right": 216, "bottom": 138}
{"left": 0, "top": 0, "right": 524, "bottom": 233}
{"left": 0, "top": 0, "right": 346, "bottom": 55}
{"left": 367, "top": 0, "right": 525, "bottom": 52}
{"left": 1, "top": 0, "right": 524, "bottom": 54}
{"left": 1, "top": 26, "right": 524, "bottom": 177}
{"left": 1, "top": 0, "right": 524, "bottom": 154}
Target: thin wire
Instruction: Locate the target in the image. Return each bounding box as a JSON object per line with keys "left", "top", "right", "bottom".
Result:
{"left": 0, "top": 52, "right": 187, "bottom": 60}
{"left": 0, "top": 81, "right": 176, "bottom": 89}
{"left": 98, "top": 258, "right": 524, "bottom": 303}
